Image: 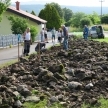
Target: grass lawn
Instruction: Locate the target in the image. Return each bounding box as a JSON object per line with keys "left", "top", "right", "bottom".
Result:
{"left": 72, "top": 32, "right": 83, "bottom": 36}
{"left": 0, "top": 59, "right": 18, "bottom": 69}
{"left": 93, "top": 37, "right": 108, "bottom": 43}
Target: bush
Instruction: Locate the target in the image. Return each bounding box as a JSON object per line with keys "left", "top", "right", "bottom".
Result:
{"left": 8, "top": 15, "right": 28, "bottom": 34}
{"left": 102, "top": 24, "right": 108, "bottom": 31}
{"left": 80, "top": 17, "right": 91, "bottom": 28}
{"left": 30, "top": 26, "right": 38, "bottom": 42}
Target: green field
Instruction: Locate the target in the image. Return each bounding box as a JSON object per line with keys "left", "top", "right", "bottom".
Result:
{"left": 93, "top": 37, "right": 108, "bottom": 43}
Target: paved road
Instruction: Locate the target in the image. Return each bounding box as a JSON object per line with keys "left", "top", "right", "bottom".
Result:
{"left": 0, "top": 40, "right": 58, "bottom": 65}
{"left": 0, "top": 32, "right": 108, "bottom": 65}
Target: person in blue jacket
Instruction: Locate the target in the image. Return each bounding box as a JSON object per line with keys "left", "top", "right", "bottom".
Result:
{"left": 83, "top": 25, "right": 89, "bottom": 40}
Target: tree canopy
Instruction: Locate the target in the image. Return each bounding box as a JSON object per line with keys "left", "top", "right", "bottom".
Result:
{"left": 8, "top": 15, "right": 38, "bottom": 41}
{"left": 0, "top": 0, "right": 10, "bottom": 21}
{"left": 50, "top": 2, "right": 64, "bottom": 18}
{"left": 31, "top": 10, "right": 36, "bottom": 16}
{"left": 101, "top": 14, "right": 108, "bottom": 24}
{"left": 38, "top": 4, "right": 61, "bottom": 29}
{"left": 71, "top": 12, "right": 86, "bottom": 27}
{"left": 88, "top": 12, "right": 100, "bottom": 24}
{"left": 8, "top": 15, "right": 28, "bottom": 34}
{"left": 63, "top": 7, "right": 73, "bottom": 22}
{"left": 80, "top": 17, "right": 91, "bottom": 27}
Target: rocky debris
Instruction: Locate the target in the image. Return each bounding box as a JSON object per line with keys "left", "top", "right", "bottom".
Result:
{"left": 0, "top": 38, "right": 108, "bottom": 107}
{"left": 68, "top": 81, "right": 82, "bottom": 89}
{"left": 25, "top": 96, "right": 40, "bottom": 103}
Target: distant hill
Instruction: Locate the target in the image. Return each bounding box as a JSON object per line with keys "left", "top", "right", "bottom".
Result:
{"left": 12, "top": 4, "right": 108, "bottom": 15}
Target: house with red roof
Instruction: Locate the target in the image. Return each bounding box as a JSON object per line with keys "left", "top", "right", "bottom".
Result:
{"left": 0, "top": 1, "right": 47, "bottom": 35}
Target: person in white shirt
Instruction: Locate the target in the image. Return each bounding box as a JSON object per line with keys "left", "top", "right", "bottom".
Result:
{"left": 51, "top": 27, "right": 56, "bottom": 42}
{"left": 57, "top": 28, "right": 62, "bottom": 44}
{"left": 23, "top": 27, "right": 31, "bottom": 56}
{"left": 40, "top": 28, "right": 44, "bottom": 42}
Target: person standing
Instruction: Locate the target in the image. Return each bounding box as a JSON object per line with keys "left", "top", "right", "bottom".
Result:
{"left": 83, "top": 25, "right": 89, "bottom": 40}
{"left": 51, "top": 27, "right": 56, "bottom": 42}
{"left": 61, "top": 25, "right": 68, "bottom": 50}
{"left": 96, "top": 26, "right": 100, "bottom": 38}
{"left": 44, "top": 28, "right": 48, "bottom": 43}
{"left": 23, "top": 27, "right": 31, "bottom": 56}
{"left": 57, "top": 28, "right": 62, "bottom": 44}
{"left": 40, "top": 28, "right": 44, "bottom": 42}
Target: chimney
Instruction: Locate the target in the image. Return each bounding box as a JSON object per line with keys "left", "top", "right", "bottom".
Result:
{"left": 15, "top": 1, "right": 20, "bottom": 10}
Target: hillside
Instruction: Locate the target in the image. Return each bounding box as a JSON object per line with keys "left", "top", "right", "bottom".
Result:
{"left": 12, "top": 4, "right": 108, "bottom": 15}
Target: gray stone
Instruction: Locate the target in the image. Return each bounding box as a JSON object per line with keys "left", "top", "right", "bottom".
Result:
{"left": 85, "top": 83, "right": 94, "bottom": 89}
{"left": 68, "top": 81, "right": 82, "bottom": 89}
{"left": 13, "top": 91, "right": 20, "bottom": 97}
{"left": 14, "top": 100, "right": 22, "bottom": 107}
{"left": 21, "top": 88, "right": 32, "bottom": 97}
{"left": 50, "top": 96, "right": 58, "bottom": 102}
{"left": 25, "top": 96, "right": 40, "bottom": 102}
{"left": 17, "top": 84, "right": 27, "bottom": 92}
{"left": 67, "top": 68, "right": 75, "bottom": 76}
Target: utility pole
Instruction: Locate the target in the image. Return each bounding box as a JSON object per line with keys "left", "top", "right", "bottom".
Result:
{"left": 99, "top": 0, "right": 105, "bottom": 23}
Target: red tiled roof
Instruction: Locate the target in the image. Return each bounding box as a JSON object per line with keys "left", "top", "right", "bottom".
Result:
{"left": 7, "top": 6, "right": 47, "bottom": 24}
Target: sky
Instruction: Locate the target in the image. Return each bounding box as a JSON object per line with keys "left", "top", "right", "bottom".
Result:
{"left": 11, "top": 0, "right": 108, "bottom": 7}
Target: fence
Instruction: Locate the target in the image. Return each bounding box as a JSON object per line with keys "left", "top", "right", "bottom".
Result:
{"left": 0, "top": 34, "right": 24, "bottom": 48}
{"left": 0, "top": 32, "right": 53, "bottom": 48}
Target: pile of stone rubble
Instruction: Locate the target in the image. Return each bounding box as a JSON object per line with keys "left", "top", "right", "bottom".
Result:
{"left": 0, "top": 38, "right": 108, "bottom": 108}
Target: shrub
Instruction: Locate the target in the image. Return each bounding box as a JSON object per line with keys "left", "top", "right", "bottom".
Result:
{"left": 30, "top": 25, "right": 38, "bottom": 42}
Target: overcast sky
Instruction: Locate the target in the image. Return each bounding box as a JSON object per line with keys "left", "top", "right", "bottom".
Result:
{"left": 11, "top": 0, "right": 107, "bottom": 7}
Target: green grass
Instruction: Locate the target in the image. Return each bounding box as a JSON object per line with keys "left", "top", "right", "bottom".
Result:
{"left": 82, "top": 97, "right": 108, "bottom": 108}
{"left": 72, "top": 32, "right": 83, "bottom": 36}
{"left": 31, "top": 89, "right": 39, "bottom": 95}
{"left": 23, "top": 100, "right": 65, "bottom": 108}
{"left": 69, "top": 27, "right": 83, "bottom": 32}
{"left": 93, "top": 37, "right": 108, "bottom": 43}
{"left": 23, "top": 99, "right": 47, "bottom": 108}
{"left": 0, "top": 59, "right": 18, "bottom": 69}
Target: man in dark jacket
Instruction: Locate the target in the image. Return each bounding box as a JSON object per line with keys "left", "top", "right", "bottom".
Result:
{"left": 83, "top": 25, "right": 89, "bottom": 40}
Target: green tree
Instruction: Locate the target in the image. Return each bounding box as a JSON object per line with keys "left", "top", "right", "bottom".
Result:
{"left": 50, "top": 2, "right": 64, "bottom": 18}
{"left": 38, "top": 9, "right": 45, "bottom": 19}
{"left": 71, "top": 12, "right": 86, "bottom": 27}
{"left": 31, "top": 10, "right": 36, "bottom": 16}
{"left": 8, "top": 15, "right": 28, "bottom": 34}
{"left": 62, "top": 7, "right": 73, "bottom": 22}
{"left": 101, "top": 14, "right": 108, "bottom": 24}
{"left": 0, "top": 0, "right": 10, "bottom": 21}
{"left": 80, "top": 17, "right": 91, "bottom": 27}
{"left": 30, "top": 26, "right": 38, "bottom": 42}
{"left": 88, "top": 12, "right": 100, "bottom": 24}
{"left": 38, "top": 4, "right": 61, "bottom": 29}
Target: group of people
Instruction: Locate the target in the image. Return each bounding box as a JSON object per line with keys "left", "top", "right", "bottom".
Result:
{"left": 40, "top": 25, "right": 69, "bottom": 49}
{"left": 40, "top": 28, "right": 49, "bottom": 43}
{"left": 22, "top": 25, "right": 69, "bottom": 56}
{"left": 40, "top": 27, "right": 62, "bottom": 43}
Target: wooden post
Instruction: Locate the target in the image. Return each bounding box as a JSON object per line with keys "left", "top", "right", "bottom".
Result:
{"left": 38, "top": 42, "right": 40, "bottom": 61}
{"left": 18, "top": 41, "right": 19, "bottom": 61}
{"left": 18, "top": 34, "right": 20, "bottom": 62}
